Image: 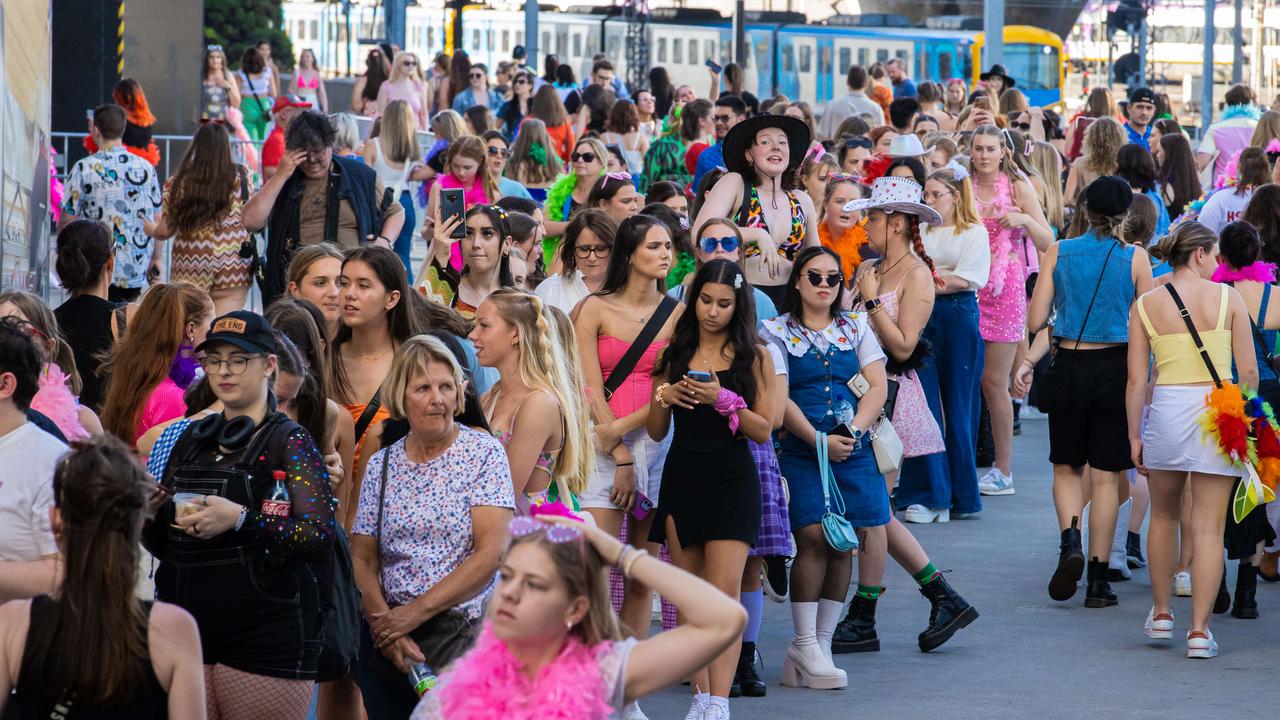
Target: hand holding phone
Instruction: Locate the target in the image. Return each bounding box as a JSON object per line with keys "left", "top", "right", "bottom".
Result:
{"left": 686, "top": 370, "right": 713, "bottom": 383}
{"left": 439, "top": 188, "right": 467, "bottom": 239}
{"left": 705, "top": 58, "right": 723, "bottom": 74}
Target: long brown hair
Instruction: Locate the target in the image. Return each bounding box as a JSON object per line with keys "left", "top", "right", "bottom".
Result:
{"left": 379, "top": 100, "right": 422, "bottom": 164}
{"left": 166, "top": 122, "right": 239, "bottom": 236}
{"left": 1083, "top": 87, "right": 1118, "bottom": 119}
{"left": 1082, "top": 117, "right": 1124, "bottom": 176}
{"left": 506, "top": 118, "right": 561, "bottom": 184}
{"left": 266, "top": 298, "right": 330, "bottom": 441}
{"left": 21, "top": 435, "right": 151, "bottom": 705}
{"left": 99, "top": 283, "right": 212, "bottom": 441}
{"left": 0, "top": 291, "right": 82, "bottom": 395}
{"left": 330, "top": 247, "right": 421, "bottom": 403}
{"left": 448, "top": 135, "right": 500, "bottom": 200}
{"left": 530, "top": 84, "right": 570, "bottom": 127}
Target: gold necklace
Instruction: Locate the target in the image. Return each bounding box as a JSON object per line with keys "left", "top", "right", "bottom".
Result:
{"left": 356, "top": 346, "right": 393, "bottom": 361}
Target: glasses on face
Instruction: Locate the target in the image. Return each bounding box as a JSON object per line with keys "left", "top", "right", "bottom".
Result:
{"left": 571, "top": 152, "right": 596, "bottom": 163}
{"left": 206, "top": 44, "right": 223, "bottom": 52}
{"left": 923, "top": 190, "right": 954, "bottom": 202}
{"left": 514, "top": 77, "right": 530, "bottom": 85}
{"left": 508, "top": 516, "right": 582, "bottom": 543}
{"left": 470, "top": 72, "right": 484, "bottom": 79}
{"left": 1011, "top": 122, "right": 1032, "bottom": 131}
{"left": 699, "top": 235, "right": 741, "bottom": 254}
{"left": 487, "top": 146, "right": 511, "bottom": 158}
{"left": 402, "top": 60, "right": 417, "bottom": 67}
{"left": 844, "top": 137, "right": 873, "bottom": 149}
{"left": 713, "top": 114, "right": 735, "bottom": 124}
{"left": 575, "top": 244, "right": 611, "bottom": 259}
{"left": 199, "top": 354, "right": 264, "bottom": 375}
{"left": 828, "top": 172, "right": 858, "bottom": 184}
{"left": 805, "top": 271, "right": 843, "bottom": 288}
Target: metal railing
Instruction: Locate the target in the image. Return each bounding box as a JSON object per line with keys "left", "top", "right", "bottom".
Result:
{"left": 51, "top": 132, "right": 266, "bottom": 183}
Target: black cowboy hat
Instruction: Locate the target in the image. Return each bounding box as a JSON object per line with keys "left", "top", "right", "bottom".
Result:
{"left": 723, "top": 114, "right": 812, "bottom": 178}
{"left": 980, "top": 64, "right": 1016, "bottom": 88}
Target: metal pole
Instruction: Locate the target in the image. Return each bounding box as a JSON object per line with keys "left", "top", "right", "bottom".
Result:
{"left": 1202, "top": 0, "right": 1216, "bottom": 139}
{"left": 1233, "top": 0, "right": 1244, "bottom": 84}
{"left": 525, "top": 0, "right": 538, "bottom": 70}
{"left": 384, "top": 0, "right": 406, "bottom": 49}
{"left": 734, "top": 0, "right": 746, "bottom": 66}
{"left": 983, "top": 0, "right": 1005, "bottom": 69}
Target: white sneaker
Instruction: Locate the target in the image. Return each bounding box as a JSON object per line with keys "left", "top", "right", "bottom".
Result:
{"left": 704, "top": 699, "right": 730, "bottom": 720}
{"left": 1187, "top": 629, "right": 1218, "bottom": 659}
{"left": 978, "top": 468, "right": 1015, "bottom": 496}
{"left": 1174, "top": 571, "right": 1192, "bottom": 597}
{"left": 681, "top": 695, "right": 705, "bottom": 720}
{"left": 902, "top": 504, "right": 951, "bottom": 523}
{"left": 1144, "top": 608, "right": 1174, "bottom": 639}
{"left": 626, "top": 702, "right": 651, "bottom": 720}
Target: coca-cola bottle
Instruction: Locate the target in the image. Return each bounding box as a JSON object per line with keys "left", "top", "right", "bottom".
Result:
{"left": 261, "top": 470, "right": 291, "bottom": 517}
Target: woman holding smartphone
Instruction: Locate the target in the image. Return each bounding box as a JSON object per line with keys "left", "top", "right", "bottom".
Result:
{"left": 647, "top": 259, "right": 775, "bottom": 719}
{"left": 759, "top": 246, "right": 887, "bottom": 690}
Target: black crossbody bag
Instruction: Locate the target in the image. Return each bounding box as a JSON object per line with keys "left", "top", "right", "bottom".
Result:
{"left": 1039, "top": 240, "right": 1118, "bottom": 414}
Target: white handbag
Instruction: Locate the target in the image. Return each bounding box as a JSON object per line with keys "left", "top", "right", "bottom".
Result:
{"left": 870, "top": 414, "right": 905, "bottom": 475}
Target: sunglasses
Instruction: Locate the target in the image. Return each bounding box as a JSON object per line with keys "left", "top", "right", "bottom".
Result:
{"left": 470, "top": 72, "right": 484, "bottom": 79}
{"left": 206, "top": 44, "right": 223, "bottom": 52}
{"left": 828, "top": 172, "right": 858, "bottom": 183}
{"left": 403, "top": 60, "right": 418, "bottom": 67}
{"left": 571, "top": 152, "right": 597, "bottom": 163}
{"left": 508, "top": 516, "right": 582, "bottom": 544}
{"left": 487, "top": 146, "right": 511, "bottom": 157}
{"left": 514, "top": 77, "right": 530, "bottom": 84}
{"left": 844, "top": 137, "right": 873, "bottom": 149}
{"left": 805, "top": 271, "right": 843, "bottom": 288}
{"left": 713, "top": 114, "right": 736, "bottom": 124}
{"left": 699, "top": 235, "right": 741, "bottom": 254}
{"left": 1011, "top": 122, "right": 1032, "bottom": 131}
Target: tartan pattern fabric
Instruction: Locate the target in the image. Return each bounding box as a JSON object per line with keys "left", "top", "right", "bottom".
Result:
{"left": 749, "top": 439, "right": 794, "bottom": 558}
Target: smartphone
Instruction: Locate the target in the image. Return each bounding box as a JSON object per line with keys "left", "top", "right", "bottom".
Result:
{"left": 631, "top": 492, "right": 655, "bottom": 520}
{"left": 829, "top": 423, "right": 855, "bottom": 439}
{"left": 705, "top": 58, "right": 723, "bottom": 74}
{"left": 440, "top": 188, "right": 467, "bottom": 239}
{"left": 686, "top": 370, "right": 713, "bottom": 383}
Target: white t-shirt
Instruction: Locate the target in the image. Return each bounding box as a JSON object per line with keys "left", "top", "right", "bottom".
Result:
{"left": 1196, "top": 188, "right": 1253, "bottom": 236}
{"left": 534, "top": 271, "right": 591, "bottom": 314}
{"left": 921, "top": 222, "right": 992, "bottom": 291}
{"left": 0, "top": 423, "right": 66, "bottom": 562}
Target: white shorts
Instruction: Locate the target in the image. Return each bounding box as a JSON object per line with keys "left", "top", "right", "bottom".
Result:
{"left": 579, "top": 425, "right": 672, "bottom": 510}
{"left": 1142, "top": 385, "right": 1243, "bottom": 478}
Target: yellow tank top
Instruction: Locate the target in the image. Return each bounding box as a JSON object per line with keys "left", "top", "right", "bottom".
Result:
{"left": 1136, "top": 284, "right": 1234, "bottom": 385}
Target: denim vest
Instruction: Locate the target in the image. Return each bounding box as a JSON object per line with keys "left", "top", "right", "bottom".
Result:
{"left": 1052, "top": 230, "right": 1137, "bottom": 344}
{"left": 1231, "top": 282, "right": 1279, "bottom": 384}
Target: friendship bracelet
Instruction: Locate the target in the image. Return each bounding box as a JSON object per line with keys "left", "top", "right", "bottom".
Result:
{"left": 616, "top": 461, "right": 634, "bottom": 467}
{"left": 622, "top": 547, "right": 649, "bottom": 578}
{"left": 654, "top": 382, "right": 672, "bottom": 409}
{"left": 615, "top": 544, "right": 637, "bottom": 569}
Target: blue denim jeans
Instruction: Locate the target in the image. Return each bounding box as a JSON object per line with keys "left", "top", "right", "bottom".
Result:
{"left": 897, "top": 291, "right": 985, "bottom": 514}
{"left": 393, "top": 191, "right": 416, "bottom": 284}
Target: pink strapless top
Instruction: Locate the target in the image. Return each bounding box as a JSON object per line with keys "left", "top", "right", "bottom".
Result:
{"left": 598, "top": 335, "right": 668, "bottom": 418}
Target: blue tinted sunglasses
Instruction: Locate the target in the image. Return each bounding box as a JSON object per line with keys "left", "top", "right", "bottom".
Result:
{"left": 699, "top": 235, "right": 741, "bottom": 254}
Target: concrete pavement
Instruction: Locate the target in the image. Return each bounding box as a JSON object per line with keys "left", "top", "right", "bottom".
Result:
{"left": 640, "top": 414, "right": 1277, "bottom": 719}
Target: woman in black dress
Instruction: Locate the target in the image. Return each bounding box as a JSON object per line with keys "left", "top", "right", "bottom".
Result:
{"left": 647, "top": 258, "right": 776, "bottom": 719}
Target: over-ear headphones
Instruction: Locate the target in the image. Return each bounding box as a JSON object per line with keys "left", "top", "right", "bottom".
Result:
{"left": 191, "top": 393, "right": 280, "bottom": 451}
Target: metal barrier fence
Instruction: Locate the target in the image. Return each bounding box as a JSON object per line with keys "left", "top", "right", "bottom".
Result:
{"left": 51, "top": 132, "right": 266, "bottom": 183}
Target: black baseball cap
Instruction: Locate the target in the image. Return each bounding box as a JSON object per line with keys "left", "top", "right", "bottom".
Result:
{"left": 1084, "top": 176, "right": 1134, "bottom": 217}
{"left": 1128, "top": 87, "right": 1157, "bottom": 106}
{"left": 196, "top": 311, "right": 278, "bottom": 355}
{"left": 513, "top": 45, "right": 527, "bottom": 60}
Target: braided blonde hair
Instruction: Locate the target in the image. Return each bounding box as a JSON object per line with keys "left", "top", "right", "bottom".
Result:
{"left": 482, "top": 289, "right": 594, "bottom": 495}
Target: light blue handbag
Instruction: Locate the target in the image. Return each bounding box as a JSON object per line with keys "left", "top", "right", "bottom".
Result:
{"left": 816, "top": 431, "right": 859, "bottom": 553}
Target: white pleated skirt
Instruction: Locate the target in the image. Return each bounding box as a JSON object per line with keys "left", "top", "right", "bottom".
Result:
{"left": 1142, "top": 385, "right": 1243, "bottom": 477}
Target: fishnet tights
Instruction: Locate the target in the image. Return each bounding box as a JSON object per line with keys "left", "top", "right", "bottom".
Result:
{"left": 205, "top": 664, "right": 314, "bottom": 720}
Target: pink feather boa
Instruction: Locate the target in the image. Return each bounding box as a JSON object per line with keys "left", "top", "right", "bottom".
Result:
{"left": 1212, "top": 261, "right": 1277, "bottom": 284}
{"left": 435, "top": 625, "right": 614, "bottom": 720}
{"left": 31, "top": 364, "right": 89, "bottom": 442}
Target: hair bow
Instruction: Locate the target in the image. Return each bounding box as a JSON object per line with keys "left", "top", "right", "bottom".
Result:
{"left": 943, "top": 159, "right": 969, "bottom": 181}
{"left": 529, "top": 142, "right": 548, "bottom": 165}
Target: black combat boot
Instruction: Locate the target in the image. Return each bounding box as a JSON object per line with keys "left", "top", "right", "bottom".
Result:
{"left": 1231, "top": 562, "right": 1259, "bottom": 619}
{"left": 918, "top": 574, "right": 980, "bottom": 652}
{"left": 1084, "top": 558, "right": 1118, "bottom": 608}
{"left": 831, "top": 593, "right": 880, "bottom": 653}
{"left": 733, "top": 641, "right": 766, "bottom": 697}
{"left": 1048, "top": 516, "right": 1085, "bottom": 601}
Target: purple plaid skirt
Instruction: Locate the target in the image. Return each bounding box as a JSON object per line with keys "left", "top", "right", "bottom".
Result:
{"left": 750, "top": 439, "right": 792, "bottom": 558}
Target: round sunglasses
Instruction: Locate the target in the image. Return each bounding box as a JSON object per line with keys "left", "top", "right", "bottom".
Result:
{"left": 699, "top": 235, "right": 741, "bottom": 254}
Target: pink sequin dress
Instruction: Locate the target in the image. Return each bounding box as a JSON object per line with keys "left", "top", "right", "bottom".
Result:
{"left": 877, "top": 290, "right": 946, "bottom": 458}
{"left": 975, "top": 173, "right": 1027, "bottom": 343}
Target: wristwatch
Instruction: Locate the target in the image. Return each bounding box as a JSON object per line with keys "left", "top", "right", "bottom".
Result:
{"left": 850, "top": 426, "right": 865, "bottom": 443}
{"left": 863, "top": 298, "right": 882, "bottom": 313}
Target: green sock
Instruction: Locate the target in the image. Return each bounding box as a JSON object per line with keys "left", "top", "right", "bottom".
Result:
{"left": 855, "top": 584, "right": 882, "bottom": 600}
{"left": 913, "top": 563, "right": 942, "bottom": 586}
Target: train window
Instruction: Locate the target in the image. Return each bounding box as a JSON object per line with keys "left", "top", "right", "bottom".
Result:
{"left": 658, "top": 38, "right": 668, "bottom": 63}
{"left": 473, "top": 30, "right": 481, "bottom": 51}
{"left": 688, "top": 39, "right": 697, "bottom": 64}
{"left": 819, "top": 45, "right": 832, "bottom": 76}
{"left": 857, "top": 48, "right": 868, "bottom": 67}
{"left": 673, "top": 38, "right": 684, "bottom": 64}
{"left": 782, "top": 44, "right": 794, "bottom": 72}
{"left": 502, "top": 30, "right": 509, "bottom": 52}
{"left": 542, "top": 31, "right": 551, "bottom": 54}
{"left": 895, "top": 49, "right": 908, "bottom": 62}
{"left": 428, "top": 27, "right": 435, "bottom": 49}
{"left": 310, "top": 20, "right": 318, "bottom": 41}
{"left": 488, "top": 30, "right": 495, "bottom": 50}
{"left": 938, "top": 52, "right": 952, "bottom": 79}
{"left": 706, "top": 40, "right": 716, "bottom": 63}
{"left": 573, "top": 34, "right": 582, "bottom": 58}
{"left": 799, "top": 45, "right": 812, "bottom": 73}
{"left": 516, "top": 31, "right": 523, "bottom": 47}
{"left": 1000, "top": 44, "right": 1059, "bottom": 90}
{"left": 839, "top": 48, "right": 851, "bottom": 76}
{"left": 876, "top": 49, "right": 889, "bottom": 62}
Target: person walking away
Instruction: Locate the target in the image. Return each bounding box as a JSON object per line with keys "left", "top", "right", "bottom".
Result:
{"left": 151, "top": 122, "right": 255, "bottom": 316}
{"left": 59, "top": 104, "right": 162, "bottom": 304}
{"left": 363, "top": 100, "right": 433, "bottom": 281}
{"left": 1023, "top": 177, "right": 1153, "bottom": 606}
{"left": 1197, "top": 84, "right": 1261, "bottom": 188}
{"left": 0, "top": 435, "right": 206, "bottom": 718}
{"left": 1127, "top": 221, "right": 1257, "bottom": 659}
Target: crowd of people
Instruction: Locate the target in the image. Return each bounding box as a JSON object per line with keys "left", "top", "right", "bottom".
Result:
{"left": 9, "top": 36, "right": 1280, "bottom": 719}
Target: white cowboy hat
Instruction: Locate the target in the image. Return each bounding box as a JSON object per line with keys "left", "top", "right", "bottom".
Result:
{"left": 844, "top": 176, "right": 943, "bottom": 225}
{"left": 887, "top": 134, "right": 934, "bottom": 158}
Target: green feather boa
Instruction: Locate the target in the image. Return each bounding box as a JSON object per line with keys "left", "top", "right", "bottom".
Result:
{"left": 666, "top": 251, "right": 697, "bottom": 288}
{"left": 542, "top": 173, "right": 581, "bottom": 269}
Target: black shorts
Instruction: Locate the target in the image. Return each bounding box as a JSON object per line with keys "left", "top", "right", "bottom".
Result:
{"left": 1045, "top": 346, "right": 1134, "bottom": 472}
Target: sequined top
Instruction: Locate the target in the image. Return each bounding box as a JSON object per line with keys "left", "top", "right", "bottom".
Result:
{"left": 739, "top": 185, "right": 807, "bottom": 261}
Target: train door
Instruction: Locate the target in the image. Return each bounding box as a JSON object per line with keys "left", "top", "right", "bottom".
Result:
{"left": 792, "top": 35, "right": 818, "bottom": 105}
{"left": 816, "top": 36, "right": 835, "bottom": 105}
{"left": 750, "top": 29, "right": 776, "bottom": 96}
